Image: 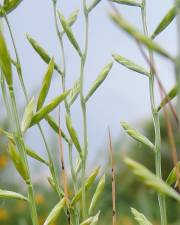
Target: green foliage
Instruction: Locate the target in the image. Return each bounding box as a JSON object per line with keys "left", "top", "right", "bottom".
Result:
{"left": 131, "top": 208, "right": 153, "bottom": 225}
{"left": 0, "top": 0, "right": 23, "bottom": 17}
{"left": 0, "top": 1, "right": 180, "bottom": 225}
{"left": 0, "top": 30, "right": 12, "bottom": 86}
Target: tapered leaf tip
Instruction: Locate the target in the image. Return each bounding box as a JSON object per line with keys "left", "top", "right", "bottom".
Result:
{"left": 120, "top": 121, "right": 127, "bottom": 128}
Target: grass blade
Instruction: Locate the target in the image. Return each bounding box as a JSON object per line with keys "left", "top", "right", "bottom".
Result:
{"left": 124, "top": 157, "right": 180, "bottom": 202}
{"left": 71, "top": 167, "right": 100, "bottom": 206}
{"left": 0, "top": 0, "right": 23, "bottom": 17}
{"left": 157, "top": 84, "right": 178, "bottom": 112}
{"left": 21, "top": 97, "right": 35, "bottom": 134}
{"left": 26, "top": 34, "right": 62, "bottom": 75}
{"left": 151, "top": 7, "right": 177, "bottom": 39}
{"left": 43, "top": 198, "right": 66, "bottom": 225}
{"left": 110, "top": 0, "right": 142, "bottom": 7}
{"left": 59, "top": 13, "right": 82, "bottom": 56}
{"left": 30, "top": 90, "right": 70, "bottom": 126}
{"left": 112, "top": 53, "right": 149, "bottom": 76}
{"left": 131, "top": 208, "right": 153, "bottom": 225}
{"left": 85, "top": 61, "right": 113, "bottom": 102}
{"left": 0, "top": 30, "right": 12, "bottom": 86}
{"left": 8, "top": 142, "right": 29, "bottom": 182}
{"left": 121, "top": 122, "right": 154, "bottom": 150}
{"left": 110, "top": 13, "right": 174, "bottom": 60}
{"left": 1, "top": 128, "right": 48, "bottom": 166}
{"left": 66, "top": 114, "right": 82, "bottom": 157}
{"left": 87, "top": 0, "right": 101, "bottom": 13}
{"left": 45, "top": 114, "right": 70, "bottom": 144}
{"left": 80, "top": 211, "right": 100, "bottom": 225}
{"left": 0, "top": 189, "right": 28, "bottom": 201}
{"left": 88, "top": 175, "right": 105, "bottom": 215}
{"left": 58, "top": 9, "right": 79, "bottom": 33}
{"left": 37, "top": 58, "right": 54, "bottom": 111}
{"left": 26, "top": 147, "right": 49, "bottom": 166}
{"left": 68, "top": 78, "right": 80, "bottom": 107}
{"left": 166, "top": 162, "right": 180, "bottom": 186}
{"left": 67, "top": 9, "right": 79, "bottom": 26}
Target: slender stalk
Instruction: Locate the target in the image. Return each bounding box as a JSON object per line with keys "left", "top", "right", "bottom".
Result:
{"left": 8, "top": 85, "right": 38, "bottom": 225}
{"left": 52, "top": 2, "right": 80, "bottom": 224}
{"left": 174, "top": 0, "right": 180, "bottom": 189}
{"left": 52, "top": 0, "right": 77, "bottom": 188}
{"left": 175, "top": 0, "right": 180, "bottom": 119}
{"left": 141, "top": 1, "right": 167, "bottom": 225}
{"left": 80, "top": 0, "right": 89, "bottom": 219}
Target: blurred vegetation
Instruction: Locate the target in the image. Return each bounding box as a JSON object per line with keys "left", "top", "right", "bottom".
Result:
{"left": 0, "top": 113, "right": 180, "bottom": 225}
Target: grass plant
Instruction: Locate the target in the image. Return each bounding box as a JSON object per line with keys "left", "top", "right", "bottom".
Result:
{"left": 0, "top": 0, "right": 180, "bottom": 225}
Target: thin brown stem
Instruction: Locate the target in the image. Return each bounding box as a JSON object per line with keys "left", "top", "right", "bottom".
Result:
{"left": 58, "top": 106, "right": 70, "bottom": 224}
{"left": 108, "top": 127, "right": 116, "bottom": 225}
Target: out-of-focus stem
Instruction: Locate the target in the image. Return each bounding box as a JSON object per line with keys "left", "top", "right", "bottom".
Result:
{"left": 52, "top": 2, "right": 80, "bottom": 224}
{"left": 175, "top": 1, "right": 180, "bottom": 120}
{"left": 8, "top": 86, "right": 38, "bottom": 225}
{"left": 80, "top": 0, "right": 89, "bottom": 219}
{"left": 141, "top": 1, "right": 167, "bottom": 224}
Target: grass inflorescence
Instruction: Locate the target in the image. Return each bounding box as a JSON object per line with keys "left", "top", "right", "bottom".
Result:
{"left": 0, "top": 0, "right": 180, "bottom": 225}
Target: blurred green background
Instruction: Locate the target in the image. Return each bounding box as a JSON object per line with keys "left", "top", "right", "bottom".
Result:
{"left": 0, "top": 113, "right": 180, "bottom": 225}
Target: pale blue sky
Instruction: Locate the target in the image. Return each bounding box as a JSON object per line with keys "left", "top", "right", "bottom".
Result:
{"left": 1, "top": 0, "right": 178, "bottom": 174}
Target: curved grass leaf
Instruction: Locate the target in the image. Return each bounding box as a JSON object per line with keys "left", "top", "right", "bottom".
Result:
{"left": 88, "top": 175, "right": 105, "bottom": 215}
{"left": 0, "top": 189, "right": 28, "bottom": 201}
{"left": 68, "top": 78, "right": 80, "bottom": 107}
{"left": 131, "top": 208, "right": 153, "bottom": 225}
{"left": 58, "top": 9, "right": 79, "bottom": 35}
{"left": 112, "top": 53, "right": 149, "bottom": 77}
{"left": 110, "top": 13, "right": 174, "bottom": 60}
{"left": 45, "top": 114, "right": 70, "bottom": 144}
{"left": 0, "top": 0, "right": 23, "bottom": 17}
{"left": 121, "top": 122, "right": 154, "bottom": 150}
{"left": 43, "top": 198, "right": 66, "bottom": 225}
{"left": 66, "top": 114, "right": 82, "bottom": 157}
{"left": 157, "top": 84, "right": 178, "bottom": 112}
{"left": 166, "top": 162, "right": 180, "bottom": 186}
{"left": 71, "top": 167, "right": 100, "bottom": 206}
{"left": 30, "top": 90, "right": 70, "bottom": 126}
{"left": 0, "top": 30, "right": 12, "bottom": 86}
{"left": 67, "top": 9, "right": 79, "bottom": 26}
{"left": 75, "top": 158, "right": 82, "bottom": 174}
{"left": 85, "top": 61, "right": 113, "bottom": 102}
{"left": 88, "top": 0, "right": 101, "bottom": 13}
{"left": 8, "top": 142, "right": 28, "bottom": 181}
{"left": 0, "top": 128, "right": 48, "bottom": 165}
{"left": 26, "top": 147, "right": 49, "bottom": 166}
{"left": 21, "top": 97, "right": 35, "bottom": 134}
{"left": 26, "top": 34, "right": 62, "bottom": 75}
{"left": 59, "top": 14, "right": 82, "bottom": 56}
{"left": 151, "top": 7, "right": 177, "bottom": 39}
{"left": 80, "top": 211, "right": 100, "bottom": 225}
{"left": 124, "top": 157, "right": 180, "bottom": 202}
{"left": 0, "top": 128, "right": 14, "bottom": 142}
{"left": 110, "top": 0, "right": 142, "bottom": 7}
{"left": 37, "top": 58, "right": 54, "bottom": 111}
